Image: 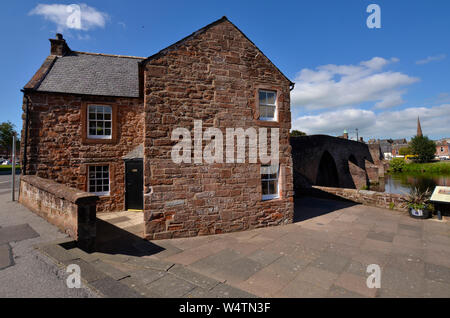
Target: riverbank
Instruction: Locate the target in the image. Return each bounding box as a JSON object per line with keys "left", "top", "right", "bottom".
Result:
{"left": 388, "top": 160, "right": 450, "bottom": 174}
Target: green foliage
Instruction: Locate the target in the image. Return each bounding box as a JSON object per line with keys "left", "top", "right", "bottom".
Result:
{"left": 0, "top": 165, "right": 21, "bottom": 172}
{"left": 409, "top": 135, "right": 436, "bottom": 163}
{"left": 399, "top": 146, "right": 412, "bottom": 156}
{"left": 0, "top": 121, "right": 19, "bottom": 156}
{"left": 389, "top": 158, "right": 406, "bottom": 172}
{"left": 389, "top": 202, "right": 395, "bottom": 210}
{"left": 402, "top": 187, "right": 433, "bottom": 210}
{"left": 401, "top": 161, "right": 450, "bottom": 174}
{"left": 290, "top": 130, "right": 307, "bottom": 137}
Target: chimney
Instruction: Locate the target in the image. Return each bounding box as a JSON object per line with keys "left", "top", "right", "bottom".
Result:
{"left": 49, "top": 33, "right": 71, "bottom": 56}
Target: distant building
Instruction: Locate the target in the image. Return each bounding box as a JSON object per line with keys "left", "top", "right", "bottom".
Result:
{"left": 417, "top": 116, "right": 423, "bottom": 137}
{"left": 436, "top": 139, "right": 450, "bottom": 159}
{"left": 338, "top": 129, "right": 349, "bottom": 140}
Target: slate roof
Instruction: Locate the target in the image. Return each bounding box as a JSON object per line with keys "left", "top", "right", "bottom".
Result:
{"left": 33, "top": 52, "right": 144, "bottom": 98}
{"left": 25, "top": 16, "right": 293, "bottom": 97}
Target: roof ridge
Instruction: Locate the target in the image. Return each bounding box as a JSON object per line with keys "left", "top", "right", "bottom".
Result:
{"left": 72, "top": 51, "right": 145, "bottom": 60}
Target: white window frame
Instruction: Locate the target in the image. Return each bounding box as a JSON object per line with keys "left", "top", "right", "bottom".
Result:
{"left": 258, "top": 90, "right": 277, "bottom": 121}
{"left": 261, "top": 164, "right": 280, "bottom": 201}
{"left": 87, "top": 105, "right": 113, "bottom": 140}
{"left": 88, "top": 165, "right": 110, "bottom": 196}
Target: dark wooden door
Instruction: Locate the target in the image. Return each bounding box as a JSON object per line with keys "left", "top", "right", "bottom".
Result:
{"left": 125, "top": 160, "right": 143, "bottom": 210}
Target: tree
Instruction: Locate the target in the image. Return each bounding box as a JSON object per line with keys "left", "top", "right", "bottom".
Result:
{"left": 290, "top": 130, "right": 307, "bottom": 137}
{"left": 409, "top": 135, "right": 436, "bottom": 163}
{"left": 399, "top": 146, "right": 412, "bottom": 156}
{"left": 0, "top": 121, "right": 18, "bottom": 158}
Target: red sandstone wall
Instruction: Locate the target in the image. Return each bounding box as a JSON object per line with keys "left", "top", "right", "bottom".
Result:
{"left": 143, "top": 20, "right": 294, "bottom": 239}
{"left": 22, "top": 92, "right": 144, "bottom": 212}
{"left": 313, "top": 186, "right": 408, "bottom": 212}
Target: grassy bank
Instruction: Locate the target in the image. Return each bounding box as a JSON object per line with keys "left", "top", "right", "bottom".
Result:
{"left": 388, "top": 160, "right": 450, "bottom": 174}
{"left": 0, "top": 165, "right": 21, "bottom": 172}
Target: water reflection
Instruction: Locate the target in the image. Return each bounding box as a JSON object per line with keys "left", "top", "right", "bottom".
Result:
{"left": 377, "top": 173, "right": 450, "bottom": 195}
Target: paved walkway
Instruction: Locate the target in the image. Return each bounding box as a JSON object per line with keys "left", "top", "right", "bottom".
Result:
{"left": 5, "top": 178, "right": 450, "bottom": 298}
{"left": 0, "top": 189, "right": 98, "bottom": 298}
{"left": 145, "top": 197, "right": 450, "bottom": 298}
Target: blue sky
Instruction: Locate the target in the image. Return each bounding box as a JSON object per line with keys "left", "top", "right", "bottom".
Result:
{"left": 1, "top": 0, "right": 449, "bottom": 140}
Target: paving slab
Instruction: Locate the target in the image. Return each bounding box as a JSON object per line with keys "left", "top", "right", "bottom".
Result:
{"left": 311, "top": 252, "right": 351, "bottom": 274}
{"left": 125, "top": 256, "right": 174, "bottom": 271}
{"left": 128, "top": 268, "right": 167, "bottom": 285}
{"left": 39, "top": 244, "right": 80, "bottom": 263}
{"left": 190, "top": 249, "right": 242, "bottom": 275}
{"left": 424, "top": 263, "right": 450, "bottom": 284}
{"left": 90, "top": 276, "right": 143, "bottom": 298}
{"left": 118, "top": 276, "right": 162, "bottom": 298}
{"left": 423, "top": 279, "right": 450, "bottom": 298}
{"left": 63, "top": 258, "right": 107, "bottom": 283}
{"left": 367, "top": 231, "right": 395, "bottom": 243}
{"left": 334, "top": 272, "right": 378, "bottom": 298}
{"left": 91, "top": 260, "right": 130, "bottom": 281}
{"left": 208, "top": 282, "right": 256, "bottom": 298}
{"left": 0, "top": 224, "right": 39, "bottom": 244}
{"left": 277, "top": 280, "right": 328, "bottom": 298}
{"left": 381, "top": 266, "right": 426, "bottom": 297}
{"left": 146, "top": 274, "right": 197, "bottom": 298}
{"left": 327, "top": 285, "right": 364, "bottom": 298}
{"left": 294, "top": 266, "right": 339, "bottom": 290}
{"left": 169, "top": 264, "right": 221, "bottom": 290}
{"left": 107, "top": 216, "right": 131, "bottom": 224}
{"left": 0, "top": 244, "right": 13, "bottom": 270}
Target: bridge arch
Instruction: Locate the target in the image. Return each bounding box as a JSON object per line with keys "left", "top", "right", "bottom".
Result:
{"left": 316, "top": 151, "right": 339, "bottom": 187}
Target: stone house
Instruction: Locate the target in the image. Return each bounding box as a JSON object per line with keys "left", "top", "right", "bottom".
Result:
{"left": 20, "top": 17, "right": 295, "bottom": 240}
{"left": 436, "top": 139, "right": 450, "bottom": 159}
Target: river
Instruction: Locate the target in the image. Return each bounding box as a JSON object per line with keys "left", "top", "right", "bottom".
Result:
{"left": 376, "top": 173, "right": 450, "bottom": 195}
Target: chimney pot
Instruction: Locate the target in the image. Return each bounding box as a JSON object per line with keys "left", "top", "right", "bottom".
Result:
{"left": 49, "top": 34, "right": 71, "bottom": 57}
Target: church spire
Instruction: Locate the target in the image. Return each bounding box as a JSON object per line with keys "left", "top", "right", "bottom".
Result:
{"left": 417, "top": 116, "right": 423, "bottom": 137}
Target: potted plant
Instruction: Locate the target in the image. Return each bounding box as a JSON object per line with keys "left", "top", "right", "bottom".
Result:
{"left": 402, "top": 187, "right": 434, "bottom": 219}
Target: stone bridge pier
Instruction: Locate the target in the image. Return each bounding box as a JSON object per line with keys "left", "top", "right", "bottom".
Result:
{"left": 290, "top": 135, "right": 383, "bottom": 194}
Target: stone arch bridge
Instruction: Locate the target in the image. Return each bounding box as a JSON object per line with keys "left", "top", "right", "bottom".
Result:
{"left": 290, "top": 135, "right": 382, "bottom": 193}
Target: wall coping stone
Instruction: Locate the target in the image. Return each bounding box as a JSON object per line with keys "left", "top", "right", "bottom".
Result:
{"left": 21, "top": 175, "right": 99, "bottom": 205}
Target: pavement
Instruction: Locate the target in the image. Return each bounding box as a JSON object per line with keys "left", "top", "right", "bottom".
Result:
{"left": 2, "top": 172, "right": 450, "bottom": 298}
{"left": 0, "top": 174, "right": 98, "bottom": 297}
{"left": 149, "top": 197, "right": 450, "bottom": 298}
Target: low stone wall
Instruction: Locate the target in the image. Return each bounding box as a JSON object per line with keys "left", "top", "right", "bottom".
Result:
{"left": 19, "top": 175, "right": 98, "bottom": 250}
{"left": 312, "top": 185, "right": 408, "bottom": 212}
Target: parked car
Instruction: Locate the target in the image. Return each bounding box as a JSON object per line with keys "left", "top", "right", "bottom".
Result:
{"left": 1, "top": 160, "right": 11, "bottom": 165}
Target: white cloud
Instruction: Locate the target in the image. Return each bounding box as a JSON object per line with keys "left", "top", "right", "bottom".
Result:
{"left": 416, "top": 54, "right": 446, "bottom": 65}
{"left": 29, "top": 3, "right": 108, "bottom": 32}
{"left": 291, "top": 57, "right": 419, "bottom": 110}
{"left": 292, "top": 104, "right": 450, "bottom": 139}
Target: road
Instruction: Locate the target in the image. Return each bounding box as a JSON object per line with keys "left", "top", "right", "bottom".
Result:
{"left": 0, "top": 173, "right": 20, "bottom": 197}
{"left": 0, "top": 187, "right": 99, "bottom": 298}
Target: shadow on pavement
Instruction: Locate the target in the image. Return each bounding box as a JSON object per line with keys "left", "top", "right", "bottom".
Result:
{"left": 62, "top": 219, "right": 164, "bottom": 257}
{"left": 294, "top": 194, "right": 359, "bottom": 223}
